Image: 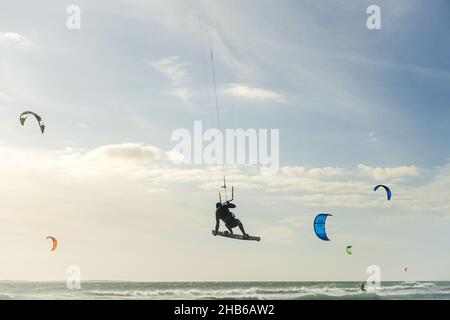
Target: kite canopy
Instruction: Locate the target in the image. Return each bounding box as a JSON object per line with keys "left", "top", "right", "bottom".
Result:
{"left": 20, "top": 111, "right": 45, "bottom": 134}
{"left": 313, "top": 213, "right": 332, "bottom": 241}
{"left": 374, "top": 184, "right": 392, "bottom": 200}
{"left": 346, "top": 245, "right": 352, "bottom": 255}
{"left": 46, "top": 236, "right": 58, "bottom": 252}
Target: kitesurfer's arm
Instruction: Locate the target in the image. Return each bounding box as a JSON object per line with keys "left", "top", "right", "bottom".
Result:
{"left": 213, "top": 217, "right": 220, "bottom": 235}
{"left": 226, "top": 202, "right": 236, "bottom": 209}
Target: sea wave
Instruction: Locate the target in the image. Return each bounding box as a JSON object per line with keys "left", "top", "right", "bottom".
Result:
{"left": 83, "top": 283, "right": 444, "bottom": 300}
{"left": 0, "top": 282, "right": 449, "bottom": 300}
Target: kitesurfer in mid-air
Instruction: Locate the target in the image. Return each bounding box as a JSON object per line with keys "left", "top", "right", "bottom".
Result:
{"left": 213, "top": 201, "right": 249, "bottom": 239}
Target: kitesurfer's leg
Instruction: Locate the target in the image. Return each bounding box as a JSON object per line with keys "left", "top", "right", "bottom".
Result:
{"left": 226, "top": 225, "right": 234, "bottom": 234}
{"left": 237, "top": 220, "right": 249, "bottom": 239}
{"left": 225, "top": 219, "right": 249, "bottom": 238}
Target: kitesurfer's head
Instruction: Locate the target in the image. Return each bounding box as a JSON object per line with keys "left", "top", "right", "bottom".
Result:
{"left": 216, "top": 202, "right": 221, "bottom": 208}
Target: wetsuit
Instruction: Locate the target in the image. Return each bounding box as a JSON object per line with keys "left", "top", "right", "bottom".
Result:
{"left": 214, "top": 202, "right": 247, "bottom": 236}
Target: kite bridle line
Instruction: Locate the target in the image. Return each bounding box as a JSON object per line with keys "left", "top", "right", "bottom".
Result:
{"left": 210, "top": 49, "right": 228, "bottom": 202}
{"left": 208, "top": 1, "right": 236, "bottom": 206}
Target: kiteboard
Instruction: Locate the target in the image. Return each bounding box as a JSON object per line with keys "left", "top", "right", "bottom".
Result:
{"left": 212, "top": 230, "right": 261, "bottom": 241}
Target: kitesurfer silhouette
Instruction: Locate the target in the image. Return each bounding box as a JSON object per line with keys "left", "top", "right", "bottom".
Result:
{"left": 360, "top": 281, "right": 367, "bottom": 292}
{"left": 213, "top": 201, "right": 249, "bottom": 239}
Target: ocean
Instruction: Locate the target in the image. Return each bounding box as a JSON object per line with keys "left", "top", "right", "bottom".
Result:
{"left": 0, "top": 281, "right": 448, "bottom": 300}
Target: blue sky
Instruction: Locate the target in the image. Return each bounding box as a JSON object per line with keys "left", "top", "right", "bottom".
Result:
{"left": 0, "top": 0, "right": 449, "bottom": 281}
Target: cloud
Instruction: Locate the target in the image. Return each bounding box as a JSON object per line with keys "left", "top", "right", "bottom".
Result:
{"left": 281, "top": 166, "right": 350, "bottom": 179}
{"left": 286, "top": 194, "right": 380, "bottom": 209}
{"left": 150, "top": 56, "right": 192, "bottom": 102}
{"left": 0, "top": 144, "right": 447, "bottom": 215}
{"left": 224, "top": 84, "right": 285, "bottom": 103}
{"left": 151, "top": 56, "right": 189, "bottom": 83}
{"left": 358, "top": 164, "right": 420, "bottom": 182}
{"left": 393, "top": 163, "right": 450, "bottom": 214}
{"left": 0, "top": 144, "right": 210, "bottom": 281}
{"left": 249, "top": 164, "right": 433, "bottom": 210}
{"left": 165, "top": 87, "right": 191, "bottom": 102}
{"left": 0, "top": 32, "right": 30, "bottom": 46}
{"left": 84, "top": 143, "right": 168, "bottom": 161}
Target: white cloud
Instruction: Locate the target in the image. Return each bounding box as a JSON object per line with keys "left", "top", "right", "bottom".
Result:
{"left": 0, "top": 144, "right": 446, "bottom": 215}
{"left": 250, "top": 164, "right": 435, "bottom": 210}
{"left": 84, "top": 143, "right": 167, "bottom": 161}
{"left": 151, "top": 56, "right": 192, "bottom": 102}
{"left": 151, "top": 56, "right": 189, "bottom": 83}
{"left": 0, "top": 32, "right": 30, "bottom": 46}
{"left": 165, "top": 87, "right": 191, "bottom": 102}
{"left": 224, "top": 83, "right": 285, "bottom": 103}
{"left": 358, "top": 164, "right": 420, "bottom": 182}
{"left": 286, "top": 194, "right": 380, "bottom": 209}
{"left": 308, "top": 167, "right": 350, "bottom": 178}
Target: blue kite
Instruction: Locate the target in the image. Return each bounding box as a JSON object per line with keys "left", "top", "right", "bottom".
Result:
{"left": 374, "top": 184, "right": 392, "bottom": 201}
{"left": 313, "top": 213, "right": 332, "bottom": 241}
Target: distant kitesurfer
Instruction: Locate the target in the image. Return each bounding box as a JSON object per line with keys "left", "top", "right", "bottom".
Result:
{"left": 360, "top": 281, "right": 367, "bottom": 292}
{"left": 213, "top": 201, "right": 249, "bottom": 239}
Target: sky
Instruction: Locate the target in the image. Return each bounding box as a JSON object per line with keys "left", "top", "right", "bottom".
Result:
{"left": 0, "top": 0, "right": 449, "bottom": 282}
